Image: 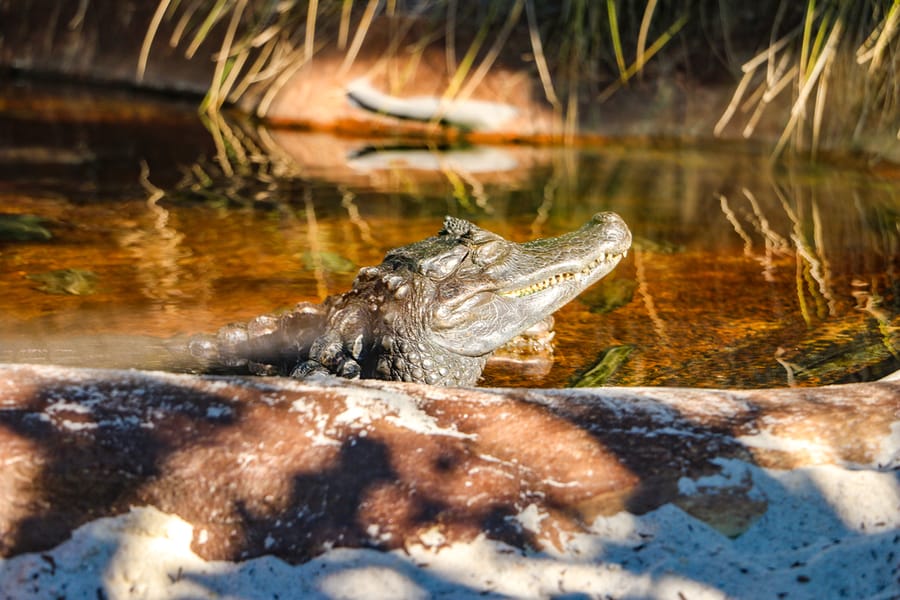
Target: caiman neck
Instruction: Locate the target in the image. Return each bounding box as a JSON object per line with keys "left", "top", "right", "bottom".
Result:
{"left": 369, "top": 328, "right": 487, "bottom": 385}
{"left": 365, "top": 291, "right": 486, "bottom": 386}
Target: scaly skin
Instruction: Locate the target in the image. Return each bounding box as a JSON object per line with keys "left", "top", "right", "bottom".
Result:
{"left": 188, "top": 213, "right": 631, "bottom": 385}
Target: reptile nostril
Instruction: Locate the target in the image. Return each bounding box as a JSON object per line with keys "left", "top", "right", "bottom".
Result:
{"left": 592, "top": 211, "right": 625, "bottom": 226}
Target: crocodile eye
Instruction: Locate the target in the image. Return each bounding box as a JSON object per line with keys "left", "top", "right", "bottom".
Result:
{"left": 419, "top": 245, "right": 468, "bottom": 279}
{"left": 473, "top": 240, "right": 507, "bottom": 265}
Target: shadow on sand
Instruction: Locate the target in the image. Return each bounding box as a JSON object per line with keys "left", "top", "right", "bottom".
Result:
{"left": 0, "top": 364, "right": 897, "bottom": 597}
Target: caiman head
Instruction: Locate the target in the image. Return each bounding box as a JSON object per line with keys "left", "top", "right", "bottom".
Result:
{"left": 349, "top": 212, "right": 631, "bottom": 385}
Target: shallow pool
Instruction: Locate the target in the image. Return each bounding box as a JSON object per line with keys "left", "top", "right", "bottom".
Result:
{"left": 1, "top": 83, "right": 897, "bottom": 388}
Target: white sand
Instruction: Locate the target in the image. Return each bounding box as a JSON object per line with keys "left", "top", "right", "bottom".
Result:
{"left": 1, "top": 460, "right": 897, "bottom": 599}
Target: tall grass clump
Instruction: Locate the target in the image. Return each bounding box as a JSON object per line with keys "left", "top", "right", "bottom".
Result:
{"left": 140, "top": 0, "right": 899, "bottom": 160}
{"left": 714, "top": 0, "right": 899, "bottom": 159}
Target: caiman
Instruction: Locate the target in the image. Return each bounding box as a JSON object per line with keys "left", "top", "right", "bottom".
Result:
{"left": 189, "top": 212, "right": 632, "bottom": 386}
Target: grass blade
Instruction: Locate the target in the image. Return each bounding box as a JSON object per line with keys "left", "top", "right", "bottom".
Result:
{"left": 340, "top": 0, "right": 380, "bottom": 75}
{"left": 457, "top": 0, "right": 525, "bottom": 102}
{"left": 525, "top": 0, "right": 560, "bottom": 109}
{"left": 607, "top": 0, "right": 627, "bottom": 82}
{"left": 185, "top": 0, "right": 227, "bottom": 60}
{"left": 635, "top": 0, "right": 658, "bottom": 76}
{"left": 138, "top": 0, "right": 172, "bottom": 81}
{"left": 305, "top": 0, "right": 319, "bottom": 63}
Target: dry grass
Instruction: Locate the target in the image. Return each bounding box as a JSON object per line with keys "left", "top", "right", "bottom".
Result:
{"left": 715, "top": 1, "right": 899, "bottom": 159}
{"left": 140, "top": 1, "right": 899, "bottom": 160}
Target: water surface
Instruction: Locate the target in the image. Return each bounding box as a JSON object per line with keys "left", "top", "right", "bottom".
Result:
{"left": 1, "top": 83, "right": 897, "bottom": 388}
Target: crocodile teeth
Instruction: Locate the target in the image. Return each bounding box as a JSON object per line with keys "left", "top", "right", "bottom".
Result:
{"left": 499, "top": 251, "right": 624, "bottom": 298}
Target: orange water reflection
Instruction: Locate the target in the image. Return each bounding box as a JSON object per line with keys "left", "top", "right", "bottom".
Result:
{"left": 1, "top": 89, "right": 897, "bottom": 388}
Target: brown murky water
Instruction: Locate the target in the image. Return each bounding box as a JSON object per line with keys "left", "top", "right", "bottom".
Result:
{"left": 1, "top": 83, "right": 898, "bottom": 388}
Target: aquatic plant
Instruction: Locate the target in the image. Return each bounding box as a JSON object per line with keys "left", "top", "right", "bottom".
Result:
{"left": 0, "top": 214, "right": 53, "bottom": 242}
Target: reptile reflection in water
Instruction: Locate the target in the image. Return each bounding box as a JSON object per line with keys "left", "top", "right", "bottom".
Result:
{"left": 188, "top": 212, "right": 632, "bottom": 385}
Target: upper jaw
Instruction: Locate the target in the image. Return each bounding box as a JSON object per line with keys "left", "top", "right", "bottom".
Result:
{"left": 429, "top": 212, "right": 632, "bottom": 357}
{"left": 496, "top": 248, "right": 628, "bottom": 299}
{"left": 494, "top": 212, "right": 632, "bottom": 300}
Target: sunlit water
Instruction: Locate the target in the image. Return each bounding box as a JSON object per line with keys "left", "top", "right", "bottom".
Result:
{"left": 1, "top": 84, "right": 898, "bottom": 388}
